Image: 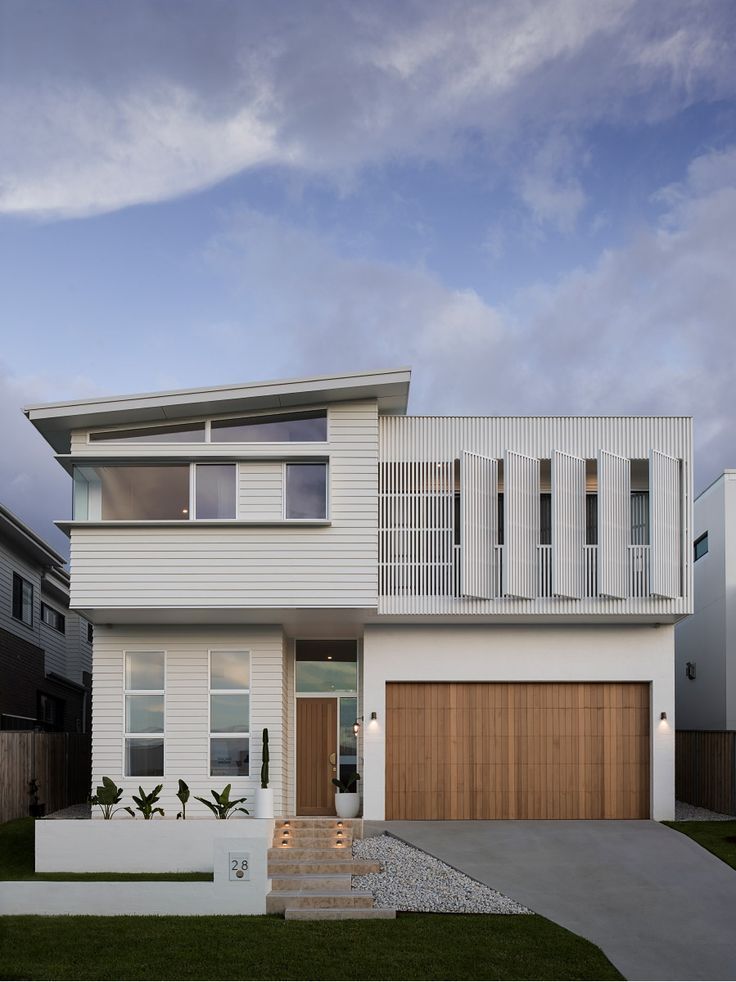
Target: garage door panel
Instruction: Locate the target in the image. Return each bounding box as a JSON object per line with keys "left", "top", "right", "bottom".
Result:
{"left": 385, "top": 682, "right": 650, "bottom": 820}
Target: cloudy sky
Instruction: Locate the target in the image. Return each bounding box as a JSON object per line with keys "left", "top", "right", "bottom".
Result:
{"left": 1, "top": 0, "right": 735, "bottom": 555}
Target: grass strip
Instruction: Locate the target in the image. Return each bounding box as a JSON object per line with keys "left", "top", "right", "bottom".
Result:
{"left": 0, "top": 912, "right": 623, "bottom": 981}
{"left": 663, "top": 819, "right": 736, "bottom": 871}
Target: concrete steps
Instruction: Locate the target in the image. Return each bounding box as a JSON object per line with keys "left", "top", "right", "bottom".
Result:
{"left": 266, "top": 816, "right": 394, "bottom": 921}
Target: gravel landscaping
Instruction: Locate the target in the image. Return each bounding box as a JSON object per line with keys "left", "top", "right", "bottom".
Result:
{"left": 675, "top": 800, "right": 736, "bottom": 821}
{"left": 352, "top": 833, "right": 531, "bottom": 914}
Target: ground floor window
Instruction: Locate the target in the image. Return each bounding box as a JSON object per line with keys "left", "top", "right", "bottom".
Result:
{"left": 124, "top": 651, "right": 165, "bottom": 777}
{"left": 209, "top": 650, "right": 250, "bottom": 776}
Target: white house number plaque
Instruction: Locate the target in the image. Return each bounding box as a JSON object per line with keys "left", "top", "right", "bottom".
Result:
{"left": 228, "top": 852, "right": 250, "bottom": 881}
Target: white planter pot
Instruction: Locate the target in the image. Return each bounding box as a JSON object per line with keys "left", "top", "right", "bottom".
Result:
{"left": 254, "top": 788, "right": 274, "bottom": 819}
{"left": 334, "top": 792, "right": 360, "bottom": 819}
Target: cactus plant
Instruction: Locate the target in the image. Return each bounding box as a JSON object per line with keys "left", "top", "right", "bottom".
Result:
{"left": 260, "top": 728, "right": 270, "bottom": 789}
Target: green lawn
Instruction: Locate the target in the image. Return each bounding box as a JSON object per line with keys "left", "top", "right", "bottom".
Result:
{"left": 664, "top": 820, "right": 736, "bottom": 871}
{"left": 0, "top": 818, "right": 211, "bottom": 881}
{"left": 0, "top": 913, "right": 623, "bottom": 981}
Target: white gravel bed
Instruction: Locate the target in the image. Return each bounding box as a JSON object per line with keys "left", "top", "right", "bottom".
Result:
{"left": 675, "top": 800, "right": 736, "bottom": 821}
{"left": 44, "top": 803, "right": 91, "bottom": 820}
{"left": 352, "top": 833, "right": 531, "bottom": 914}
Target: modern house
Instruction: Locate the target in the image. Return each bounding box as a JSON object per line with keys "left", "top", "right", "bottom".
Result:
{"left": 675, "top": 470, "right": 736, "bottom": 730}
{"left": 0, "top": 502, "right": 92, "bottom": 732}
{"left": 24, "top": 368, "right": 693, "bottom": 823}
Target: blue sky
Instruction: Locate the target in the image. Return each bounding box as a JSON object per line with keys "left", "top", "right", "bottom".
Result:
{"left": 1, "top": 0, "right": 735, "bottom": 555}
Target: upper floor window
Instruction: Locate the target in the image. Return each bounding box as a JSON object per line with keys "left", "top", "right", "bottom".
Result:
{"left": 12, "top": 573, "right": 33, "bottom": 626}
{"left": 90, "top": 422, "right": 205, "bottom": 443}
{"left": 73, "top": 463, "right": 236, "bottom": 521}
{"left": 285, "top": 463, "right": 328, "bottom": 519}
{"left": 694, "top": 532, "right": 708, "bottom": 561}
{"left": 211, "top": 410, "right": 326, "bottom": 443}
{"left": 41, "top": 603, "right": 66, "bottom": 634}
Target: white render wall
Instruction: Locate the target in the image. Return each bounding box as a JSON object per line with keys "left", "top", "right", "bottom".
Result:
{"left": 91, "top": 624, "right": 286, "bottom": 817}
{"left": 676, "top": 471, "right": 736, "bottom": 729}
{"left": 361, "top": 623, "right": 676, "bottom": 821}
{"left": 68, "top": 399, "right": 379, "bottom": 610}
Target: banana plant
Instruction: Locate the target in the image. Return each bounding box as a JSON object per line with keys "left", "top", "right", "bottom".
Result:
{"left": 194, "top": 784, "right": 249, "bottom": 819}
{"left": 129, "top": 784, "right": 165, "bottom": 819}
{"left": 90, "top": 776, "right": 129, "bottom": 819}
{"left": 176, "top": 779, "right": 190, "bottom": 820}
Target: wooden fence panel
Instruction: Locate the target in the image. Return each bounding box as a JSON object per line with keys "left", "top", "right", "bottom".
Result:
{"left": 676, "top": 731, "right": 736, "bottom": 816}
{"left": 0, "top": 732, "right": 91, "bottom": 823}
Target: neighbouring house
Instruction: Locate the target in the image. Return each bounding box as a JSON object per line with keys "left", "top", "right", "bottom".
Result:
{"left": 23, "top": 367, "right": 692, "bottom": 824}
{"left": 0, "top": 502, "right": 91, "bottom": 733}
{"left": 675, "top": 470, "right": 736, "bottom": 729}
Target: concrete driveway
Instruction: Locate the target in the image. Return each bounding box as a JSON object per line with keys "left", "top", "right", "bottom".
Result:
{"left": 366, "top": 820, "right": 736, "bottom": 981}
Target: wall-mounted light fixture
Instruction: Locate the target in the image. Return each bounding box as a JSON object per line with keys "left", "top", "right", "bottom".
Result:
{"left": 370, "top": 711, "right": 377, "bottom": 721}
{"left": 686, "top": 661, "right": 696, "bottom": 680}
{"left": 660, "top": 711, "right": 667, "bottom": 721}
{"left": 353, "top": 716, "right": 363, "bottom": 735}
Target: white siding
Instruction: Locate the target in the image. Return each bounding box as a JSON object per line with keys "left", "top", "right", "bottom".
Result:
{"left": 239, "top": 461, "right": 283, "bottom": 520}
{"left": 598, "top": 450, "right": 631, "bottom": 599}
{"left": 460, "top": 452, "right": 497, "bottom": 600}
{"left": 69, "top": 400, "right": 378, "bottom": 610}
{"left": 552, "top": 451, "right": 586, "bottom": 599}
{"left": 503, "top": 451, "right": 539, "bottom": 599}
{"left": 650, "top": 450, "right": 681, "bottom": 599}
{"left": 91, "top": 625, "right": 286, "bottom": 816}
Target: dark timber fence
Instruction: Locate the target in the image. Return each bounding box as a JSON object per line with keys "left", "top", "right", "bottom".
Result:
{"left": 0, "top": 731, "right": 91, "bottom": 823}
{"left": 676, "top": 730, "right": 736, "bottom": 816}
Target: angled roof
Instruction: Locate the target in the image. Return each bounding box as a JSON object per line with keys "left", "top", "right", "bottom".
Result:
{"left": 0, "top": 502, "right": 66, "bottom": 568}
{"left": 24, "top": 367, "right": 412, "bottom": 452}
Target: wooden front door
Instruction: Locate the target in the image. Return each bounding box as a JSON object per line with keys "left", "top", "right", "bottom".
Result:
{"left": 297, "top": 698, "right": 337, "bottom": 815}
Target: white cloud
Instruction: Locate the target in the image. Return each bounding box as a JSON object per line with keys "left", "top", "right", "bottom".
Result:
{"left": 205, "top": 143, "right": 736, "bottom": 490}
{"left": 1, "top": 0, "right": 733, "bottom": 218}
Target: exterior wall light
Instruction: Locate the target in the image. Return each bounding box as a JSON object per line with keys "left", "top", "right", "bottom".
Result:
{"left": 353, "top": 717, "right": 363, "bottom": 735}
{"left": 686, "top": 661, "right": 696, "bottom": 680}
{"left": 660, "top": 711, "right": 667, "bottom": 721}
{"left": 370, "top": 711, "right": 378, "bottom": 721}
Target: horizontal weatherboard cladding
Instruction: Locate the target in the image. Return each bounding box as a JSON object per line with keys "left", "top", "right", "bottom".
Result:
{"left": 68, "top": 401, "right": 379, "bottom": 610}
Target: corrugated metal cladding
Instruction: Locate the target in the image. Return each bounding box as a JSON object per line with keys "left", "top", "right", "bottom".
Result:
{"left": 552, "top": 451, "right": 586, "bottom": 599}
{"left": 378, "top": 415, "right": 692, "bottom": 618}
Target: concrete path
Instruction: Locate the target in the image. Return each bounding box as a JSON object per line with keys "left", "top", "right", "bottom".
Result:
{"left": 366, "top": 820, "right": 736, "bottom": 981}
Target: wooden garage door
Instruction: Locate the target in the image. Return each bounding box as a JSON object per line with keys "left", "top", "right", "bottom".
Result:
{"left": 385, "top": 682, "right": 650, "bottom": 820}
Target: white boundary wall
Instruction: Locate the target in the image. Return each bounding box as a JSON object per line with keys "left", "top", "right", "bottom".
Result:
{"left": 36, "top": 818, "right": 274, "bottom": 872}
{"left": 4, "top": 836, "right": 270, "bottom": 916}
{"left": 362, "top": 623, "right": 675, "bottom": 821}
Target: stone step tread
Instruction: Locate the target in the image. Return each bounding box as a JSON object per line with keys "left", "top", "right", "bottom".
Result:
{"left": 268, "top": 849, "right": 353, "bottom": 859}
{"left": 267, "top": 892, "right": 375, "bottom": 911}
{"left": 274, "top": 832, "right": 353, "bottom": 840}
{"left": 284, "top": 907, "right": 396, "bottom": 921}
{"left": 268, "top": 861, "right": 380, "bottom": 875}
{"left": 271, "top": 876, "right": 352, "bottom": 892}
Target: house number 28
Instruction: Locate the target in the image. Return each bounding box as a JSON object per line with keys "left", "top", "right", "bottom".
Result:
{"left": 228, "top": 852, "right": 251, "bottom": 880}
{"left": 232, "top": 858, "right": 249, "bottom": 873}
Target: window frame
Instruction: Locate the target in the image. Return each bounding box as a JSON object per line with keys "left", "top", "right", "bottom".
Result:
{"left": 88, "top": 420, "right": 207, "bottom": 444}
{"left": 210, "top": 409, "right": 328, "bottom": 444}
{"left": 123, "top": 650, "right": 166, "bottom": 778}
{"left": 283, "top": 461, "right": 329, "bottom": 521}
{"left": 74, "top": 462, "right": 238, "bottom": 522}
{"left": 694, "top": 531, "right": 709, "bottom": 562}
{"left": 208, "top": 649, "right": 251, "bottom": 778}
{"left": 40, "top": 602, "right": 66, "bottom": 634}
{"left": 12, "top": 573, "right": 34, "bottom": 627}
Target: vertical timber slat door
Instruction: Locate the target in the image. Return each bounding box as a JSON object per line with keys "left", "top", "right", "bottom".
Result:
{"left": 385, "top": 682, "right": 650, "bottom": 820}
{"left": 297, "top": 698, "right": 337, "bottom": 816}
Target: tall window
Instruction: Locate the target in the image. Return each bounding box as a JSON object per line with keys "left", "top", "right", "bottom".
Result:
{"left": 12, "top": 573, "right": 33, "bottom": 626}
{"left": 285, "top": 463, "right": 328, "bottom": 519}
{"left": 210, "top": 651, "right": 250, "bottom": 776}
{"left": 41, "top": 603, "right": 65, "bottom": 634}
{"left": 694, "top": 532, "right": 708, "bottom": 561}
{"left": 124, "top": 651, "right": 165, "bottom": 777}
